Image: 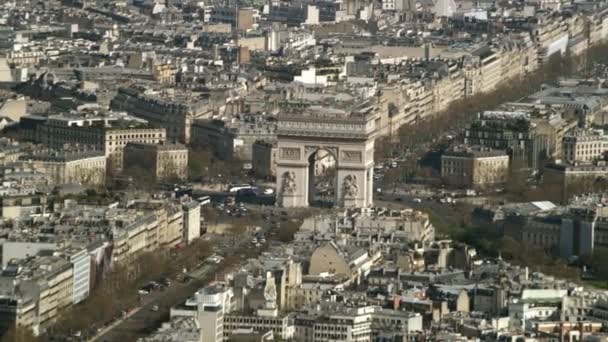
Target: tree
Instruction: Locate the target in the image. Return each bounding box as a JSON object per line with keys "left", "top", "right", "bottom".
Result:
{"left": 591, "top": 248, "right": 608, "bottom": 287}
{"left": 1, "top": 326, "right": 39, "bottom": 342}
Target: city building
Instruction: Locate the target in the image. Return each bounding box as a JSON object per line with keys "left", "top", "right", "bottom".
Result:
{"left": 191, "top": 119, "right": 236, "bottom": 160}
{"left": 18, "top": 111, "right": 166, "bottom": 173}
{"left": 563, "top": 128, "right": 608, "bottom": 163}
{"left": 252, "top": 140, "right": 277, "bottom": 179}
{"left": 441, "top": 146, "right": 510, "bottom": 188}
{"left": 110, "top": 86, "right": 212, "bottom": 144}
{"left": 18, "top": 150, "right": 106, "bottom": 187}
{"left": 123, "top": 142, "right": 188, "bottom": 181}
{"left": 464, "top": 111, "right": 548, "bottom": 172}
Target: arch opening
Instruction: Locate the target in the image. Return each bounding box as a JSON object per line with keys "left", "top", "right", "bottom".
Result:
{"left": 307, "top": 149, "right": 337, "bottom": 207}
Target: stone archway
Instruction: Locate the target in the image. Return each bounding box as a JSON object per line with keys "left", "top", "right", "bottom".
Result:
{"left": 275, "top": 111, "right": 376, "bottom": 208}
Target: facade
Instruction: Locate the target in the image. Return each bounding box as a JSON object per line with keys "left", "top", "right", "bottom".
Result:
{"left": 1, "top": 194, "right": 47, "bottom": 220}
{"left": 152, "top": 64, "right": 177, "bottom": 84}
{"left": 110, "top": 86, "right": 211, "bottom": 144}
{"left": 562, "top": 129, "right": 608, "bottom": 163}
{"left": 297, "top": 305, "right": 423, "bottom": 342}
{"left": 123, "top": 142, "right": 188, "bottom": 181}
{"left": 112, "top": 202, "right": 185, "bottom": 263}
{"left": 544, "top": 161, "right": 608, "bottom": 202}
{"left": 182, "top": 200, "right": 201, "bottom": 244}
{"left": 252, "top": 140, "right": 277, "bottom": 179}
{"left": 2, "top": 255, "right": 75, "bottom": 336}
{"left": 69, "top": 248, "right": 91, "bottom": 305}
{"left": 191, "top": 119, "right": 236, "bottom": 160}
{"left": 19, "top": 113, "right": 167, "bottom": 173}
{"left": 196, "top": 285, "right": 234, "bottom": 342}
{"left": 464, "top": 111, "right": 548, "bottom": 171}
{"left": 105, "top": 127, "right": 167, "bottom": 173}
{"left": 498, "top": 195, "right": 608, "bottom": 258}
{"left": 224, "top": 314, "right": 295, "bottom": 340}
{"left": 18, "top": 151, "right": 106, "bottom": 187}
{"left": 441, "top": 146, "right": 510, "bottom": 188}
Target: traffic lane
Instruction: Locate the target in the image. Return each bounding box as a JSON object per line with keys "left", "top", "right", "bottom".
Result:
{"left": 92, "top": 281, "right": 195, "bottom": 341}
{"left": 93, "top": 221, "right": 272, "bottom": 341}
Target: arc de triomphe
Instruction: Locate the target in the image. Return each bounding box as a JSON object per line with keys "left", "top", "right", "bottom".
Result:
{"left": 275, "top": 108, "right": 377, "bottom": 208}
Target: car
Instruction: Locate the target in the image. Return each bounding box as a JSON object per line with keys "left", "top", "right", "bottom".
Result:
{"left": 395, "top": 198, "right": 402, "bottom": 202}
{"left": 151, "top": 305, "right": 159, "bottom": 312}
{"left": 412, "top": 198, "right": 422, "bottom": 203}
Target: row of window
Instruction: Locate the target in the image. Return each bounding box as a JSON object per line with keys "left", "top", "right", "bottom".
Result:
{"left": 109, "top": 133, "right": 163, "bottom": 140}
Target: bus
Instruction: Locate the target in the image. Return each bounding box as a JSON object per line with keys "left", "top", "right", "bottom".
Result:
{"left": 229, "top": 185, "right": 253, "bottom": 193}
{"left": 197, "top": 196, "right": 211, "bottom": 206}
{"left": 237, "top": 187, "right": 259, "bottom": 197}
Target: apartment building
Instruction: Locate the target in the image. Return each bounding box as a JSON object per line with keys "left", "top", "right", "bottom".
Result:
{"left": 128, "top": 201, "right": 185, "bottom": 249}
{"left": 464, "top": 111, "right": 547, "bottom": 171}
{"left": 224, "top": 314, "right": 295, "bottom": 341}
{"left": 563, "top": 129, "right": 608, "bottom": 163}
{"left": 18, "top": 151, "right": 106, "bottom": 187}
{"left": 110, "top": 86, "right": 212, "bottom": 143}
{"left": 501, "top": 194, "right": 608, "bottom": 258}
{"left": 111, "top": 213, "right": 158, "bottom": 263}
{"left": 1, "top": 255, "right": 73, "bottom": 336}
{"left": 464, "top": 47, "right": 503, "bottom": 96}
{"left": 196, "top": 285, "right": 234, "bottom": 342}
{"left": 182, "top": 200, "right": 201, "bottom": 244}
{"left": 546, "top": 162, "right": 608, "bottom": 202}
{"left": 532, "top": 12, "right": 569, "bottom": 66}
{"left": 0, "top": 295, "right": 37, "bottom": 337}
{"left": 19, "top": 113, "right": 166, "bottom": 173}
{"left": 105, "top": 127, "right": 167, "bottom": 173}
{"left": 152, "top": 63, "right": 177, "bottom": 84}
{"left": 295, "top": 305, "right": 423, "bottom": 342}
{"left": 191, "top": 119, "right": 236, "bottom": 160}
{"left": 7, "top": 50, "right": 45, "bottom": 66}
{"left": 1, "top": 194, "right": 47, "bottom": 219}
{"left": 441, "top": 146, "right": 510, "bottom": 188}
{"left": 123, "top": 142, "right": 188, "bottom": 181}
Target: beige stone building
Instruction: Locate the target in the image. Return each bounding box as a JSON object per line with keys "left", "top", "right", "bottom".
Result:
{"left": 441, "top": 146, "right": 509, "bottom": 188}
{"left": 7, "top": 50, "right": 45, "bottom": 67}
{"left": 21, "top": 114, "right": 167, "bottom": 174}
{"left": 543, "top": 161, "right": 608, "bottom": 202}
{"left": 18, "top": 151, "right": 106, "bottom": 187}
{"left": 110, "top": 86, "right": 212, "bottom": 144}
{"left": 104, "top": 128, "right": 167, "bottom": 173}
{"left": 562, "top": 129, "right": 608, "bottom": 163}
{"left": 152, "top": 63, "right": 177, "bottom": 84}
{"left": 123, "top": 142, "right": 188, "bottom": 181}
{"left": 111, "top": 203, "right": 184, "bottom": 263}
{"left": 11, "top": 256, "right": 74, "bottom": 336}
